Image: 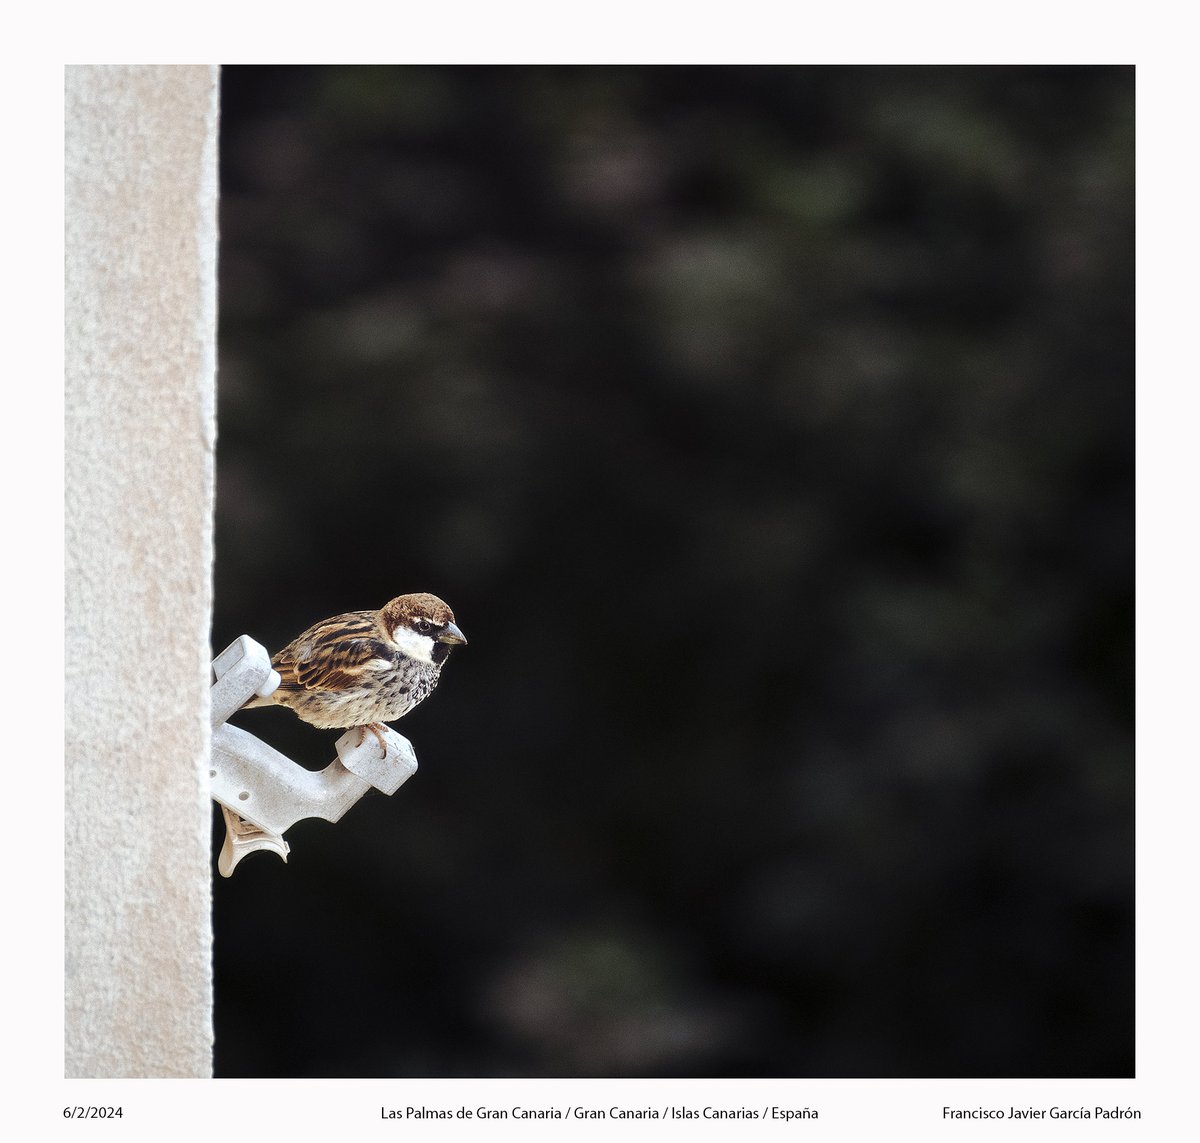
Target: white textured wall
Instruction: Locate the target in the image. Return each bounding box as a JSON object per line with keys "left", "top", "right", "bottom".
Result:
{"left": 65, "top": 65, "right": 219, "bottom": 1078}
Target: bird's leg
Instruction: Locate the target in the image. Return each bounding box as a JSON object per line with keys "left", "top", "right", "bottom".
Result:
{"left": 358, "top": 722, "right": 390, "bottom": 758}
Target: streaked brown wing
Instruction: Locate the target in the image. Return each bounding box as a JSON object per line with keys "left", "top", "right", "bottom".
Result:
{"left": 273, "top": 611, "right": 387, "bottom": 694}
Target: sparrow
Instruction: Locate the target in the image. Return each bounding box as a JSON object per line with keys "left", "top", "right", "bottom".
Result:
{"left": 244, "top": 592, "right": 466, "bottom": 753}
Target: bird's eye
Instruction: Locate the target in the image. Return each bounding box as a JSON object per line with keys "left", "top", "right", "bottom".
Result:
{"left": 416, "top": 618, "right": 435, "bottom": 633}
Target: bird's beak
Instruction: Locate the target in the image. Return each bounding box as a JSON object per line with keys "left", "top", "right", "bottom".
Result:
{"left": 438, "top": 622, "right": 468, "bottom": 646}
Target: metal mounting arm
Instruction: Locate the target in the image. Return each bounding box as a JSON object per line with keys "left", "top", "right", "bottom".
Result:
{"left": 209, "top": 635, "right": 418, "bottom": 876}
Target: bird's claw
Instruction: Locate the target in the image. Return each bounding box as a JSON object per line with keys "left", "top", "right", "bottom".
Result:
{"left": 359, "top": 723, "right": 390, "bottom": 758}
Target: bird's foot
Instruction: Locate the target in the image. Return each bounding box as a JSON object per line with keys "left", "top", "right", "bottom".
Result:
{"left": 358, "top": 723, "right": 390, "bottom": 758}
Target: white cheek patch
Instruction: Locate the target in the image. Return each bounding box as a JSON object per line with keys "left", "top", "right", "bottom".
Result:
{"left": 391, "top": 627, "right": 437, "bottom": 664}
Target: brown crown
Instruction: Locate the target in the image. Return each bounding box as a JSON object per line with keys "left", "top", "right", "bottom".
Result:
{"left": 380, "top": 592, "right": 457, "bottom": 630}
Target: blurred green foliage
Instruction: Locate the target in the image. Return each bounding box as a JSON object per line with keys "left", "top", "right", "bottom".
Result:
{"left": 214, "top": 65, "right": 1132, "bottom": 1077}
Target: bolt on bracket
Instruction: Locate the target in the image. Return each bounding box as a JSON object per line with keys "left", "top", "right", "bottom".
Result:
{"left": 209, "top": 635, "right": 418, "bottom": 876}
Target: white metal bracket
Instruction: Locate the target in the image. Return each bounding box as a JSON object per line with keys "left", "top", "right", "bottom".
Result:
{"left": 209, "top": 635, "right": 419, "bottom": 876}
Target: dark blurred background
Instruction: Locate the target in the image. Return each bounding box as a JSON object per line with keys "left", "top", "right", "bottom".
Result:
{"left": 212, "top": 65, "right": 1133, "bottom": 1078}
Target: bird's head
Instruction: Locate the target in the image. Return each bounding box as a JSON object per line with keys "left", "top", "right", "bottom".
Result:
{"left": 381, "top": 593, "right": 467, "bottom": 665}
